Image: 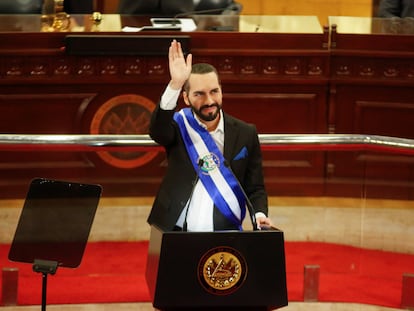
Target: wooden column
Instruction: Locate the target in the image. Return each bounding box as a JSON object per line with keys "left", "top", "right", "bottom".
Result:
{"left": 1, "top": 267, "right": 18, "bottom": 306}
{"left": 303, "top": 265, "right": 320, "bottom": 302}
{"left": 402, "top": 273, "right": 414, "bottom": 310}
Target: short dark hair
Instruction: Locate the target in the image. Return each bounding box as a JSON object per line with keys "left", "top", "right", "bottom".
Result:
{"left": 183, "top": 63, "right": 220, "bottom": 93}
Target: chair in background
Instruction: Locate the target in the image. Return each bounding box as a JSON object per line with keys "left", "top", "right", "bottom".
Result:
{"left": 0, "top": 0, "right": 42, "bottom": 14}
{"left": 0, "top": 0, "right": 94, "bottom": 14}
{"left": 117, "top": 0, "right": 243, "bottom": 16}
{"left": 64, "top": 0, "right": 94, "bottom": 14}
{"left": 193, "top": 0, "right": 242, "bottom": 14}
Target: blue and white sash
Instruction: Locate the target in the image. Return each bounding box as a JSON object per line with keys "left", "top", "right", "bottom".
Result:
{"left": 174, "top": 108, "right": 246, "bottom": 230}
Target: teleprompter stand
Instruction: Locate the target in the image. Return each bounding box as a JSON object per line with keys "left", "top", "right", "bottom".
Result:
{"left": 33, "top": 259, "right": 58, "bottom": 311}
{"left": 146, "top": 225, "right": 288, "bottom": 311}
{"left": 8, "top": 178, "right": 102, "bottom": 311}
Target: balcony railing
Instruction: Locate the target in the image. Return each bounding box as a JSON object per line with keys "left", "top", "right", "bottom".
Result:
{"left": 1, "top": 133, "right": 414, "bottom": 154}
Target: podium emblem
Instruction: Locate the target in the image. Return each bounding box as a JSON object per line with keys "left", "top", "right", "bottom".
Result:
{"left": 198, "top": 246, "right": 247, "bottom": 295}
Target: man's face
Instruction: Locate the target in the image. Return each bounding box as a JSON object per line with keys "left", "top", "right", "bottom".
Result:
{"left": 183, "top": 72, "right": 222, "bottom": 122}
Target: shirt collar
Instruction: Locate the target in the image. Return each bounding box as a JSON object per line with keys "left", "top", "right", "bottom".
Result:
{"left": 195, "top": 110, "right": 224, "bottom": 133}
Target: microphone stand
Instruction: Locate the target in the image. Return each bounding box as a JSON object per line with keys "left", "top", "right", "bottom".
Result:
{"left": 224, "top": 160, "right": 259, "bottom": 231}
{"left": 183, "top": 159, "right": 204, "bottom": 231}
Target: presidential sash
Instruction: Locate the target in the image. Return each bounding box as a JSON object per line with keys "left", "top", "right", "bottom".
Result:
{"left": 174, "top": 108, "right": 246, "bottom": 230}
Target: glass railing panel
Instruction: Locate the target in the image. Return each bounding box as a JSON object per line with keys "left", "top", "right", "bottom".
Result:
{"left": 1, "top": 133, "right": 413, "bottom": 308}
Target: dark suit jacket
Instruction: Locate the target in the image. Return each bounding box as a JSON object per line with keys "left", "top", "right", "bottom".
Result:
{"left": 0, "top": 0, "right": 93, "bottom": 14}
{"left": 64, "top": 0, "right": 93, "bottom": 14}
{"left": 378, "top": 0, "right": 414, "bottom": 17}
{"left": 117, "top": 0, "right": 194, "bottom": 15}
{"left": 117, "top": 0, "right": 240, "bottom": 15}
{"left": 148, "top": 105, "right": 268, "bottom": 231}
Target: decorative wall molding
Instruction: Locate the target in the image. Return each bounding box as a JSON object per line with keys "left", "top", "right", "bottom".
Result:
{"left": 332, "top": 57, "right": 414, "bottom": 81}
{"left": 0, "top": 55, "right": 329, "bottom": 80}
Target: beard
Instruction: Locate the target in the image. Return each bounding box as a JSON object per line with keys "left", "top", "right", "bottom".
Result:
{"left": 189, "top": 101, "right": 222, "bottom": 122}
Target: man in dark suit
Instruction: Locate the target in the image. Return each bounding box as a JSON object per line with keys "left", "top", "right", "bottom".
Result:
{"left": 117, "top": 0, "right": 194, "bottom": 15}
{"left": 117, "top": 0, "right": 242, "bottom": 15}
{"left": 64, "top": 0, "right": 94, "bottom": 14}
{"left": 148, "top": 40, "right": 271, "bottom": 232}
{"left": 0, "top": 0, "right": 93, "bottom": 14}
{"left": 378, "top": 0, "right": 414, "bottom": 17}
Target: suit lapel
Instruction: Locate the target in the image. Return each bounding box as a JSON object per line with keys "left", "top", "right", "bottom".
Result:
{"left": 223, "top": 114, "right": 240, "bottom": 162}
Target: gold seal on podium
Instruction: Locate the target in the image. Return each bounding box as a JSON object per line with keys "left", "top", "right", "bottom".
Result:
{"left": 198, "top": 246, "right": 247, "bottom": 295}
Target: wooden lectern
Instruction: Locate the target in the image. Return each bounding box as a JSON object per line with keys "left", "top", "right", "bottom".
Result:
{"left": 145, "top": 225, "right": 288, "bottom": 311}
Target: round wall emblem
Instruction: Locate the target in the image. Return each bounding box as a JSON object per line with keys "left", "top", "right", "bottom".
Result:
{"left": 198, "top": 246, "right": 247, "bottom": 295}
{"left": 90, "top": 94, "right": 157, "bottom": 169}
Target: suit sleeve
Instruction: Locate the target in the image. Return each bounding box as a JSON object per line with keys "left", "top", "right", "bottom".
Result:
{"left": 149, "top": 104, "right": 177, "bottom": 147}
{"left": 244, "top": 125, "right": 268, "bottom": 216}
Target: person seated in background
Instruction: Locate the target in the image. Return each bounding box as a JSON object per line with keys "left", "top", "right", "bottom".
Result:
{"left": 117, "top": 0, "right": 194, "bottom": 16}
{"left": 378, "top": 0, "right": 414, "bottom": 18}
{"left": 0, "top": 0, "right": 94, "bottom": 14}
{"left": 0, "top": 0, "right": 42, "bottom": 13}
{"left": 64, "top": 0, "right": 94, "bottom": 14}
{"left": 117, "top": 0, "right": 242, "bottom": 16}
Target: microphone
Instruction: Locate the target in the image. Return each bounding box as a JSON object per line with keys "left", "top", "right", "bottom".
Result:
{"left": 182, "top": 158, "right": 204, "bottom": 231}
{"left": 224, "top": 160, "right": 259, "bottom": 231}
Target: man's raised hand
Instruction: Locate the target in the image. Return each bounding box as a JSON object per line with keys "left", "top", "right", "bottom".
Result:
{"left": 168, "top": 40, "right": 192, "bottom": 90}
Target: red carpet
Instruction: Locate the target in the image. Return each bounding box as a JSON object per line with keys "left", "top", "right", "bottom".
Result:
{"left": 1, "top": 241, "right": 414, "bottom": 308}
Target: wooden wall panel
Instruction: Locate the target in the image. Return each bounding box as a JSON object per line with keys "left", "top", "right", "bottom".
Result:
{"left": 355, "top": 99, "right": 414, "bottom": 138}
{"left": 0, "top": 92, "right": 96, "bottom": 134}
{"left": 327, "top": 85, "right": 414, "bottom": 199}
{"left": 223, "top": 90, "right": 327, "bottom": 196}
{"left": 326, "top": 24, "right": 414, "bottom": 199}
{"left": 0, "top": 23, "right": 330, "bottom": 198}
